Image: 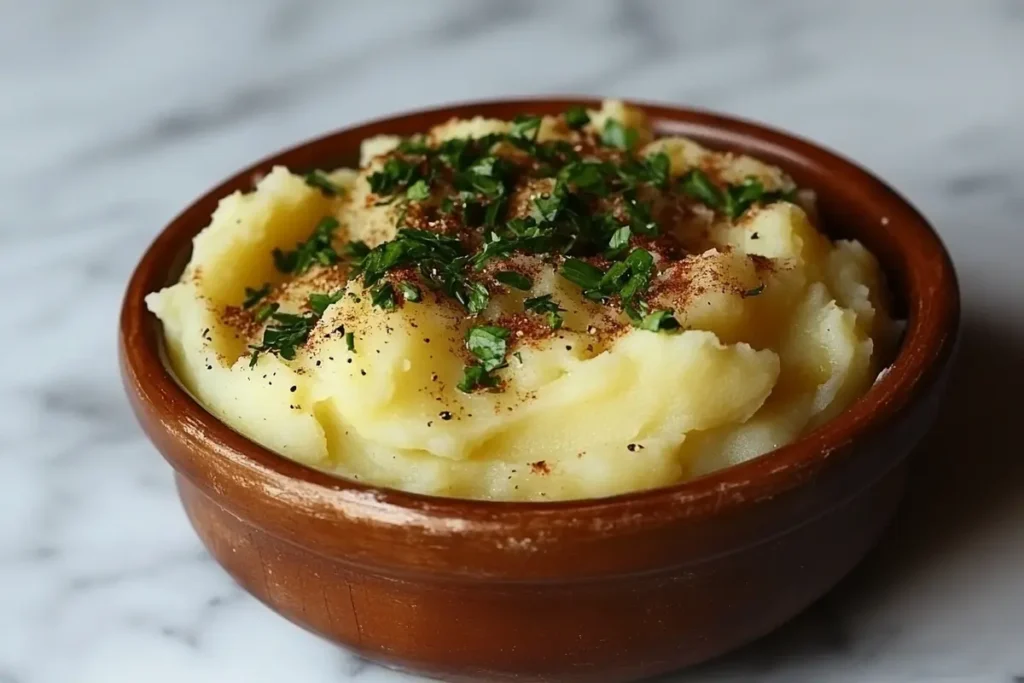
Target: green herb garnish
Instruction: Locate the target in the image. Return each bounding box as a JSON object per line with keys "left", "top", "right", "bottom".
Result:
{"left": 605, "top": 225, "right": 631, "bottom": 258}
{"left": 743, "top": 284, "right": 766, "bottom": 298}
{"left": 249, "top": 312, "right": 314, "bottom": 367}
{"left": 308, "top": 290, "right": 343, "bottom": 317}
{"left": 560, "top": 258, "right": 605, "bottom": 292}
{"left": 254, "top": 302, "right": 279, "bottom": 323}
{"left": 524, "top": 294, "right": 565, "bottom": 329}
{"left": 243, "top": 283, "right": 271, "bottom": 309}
{"left": 601, "top": 119, "right": 638, "bottom": 151}
{"left": 459, "top": 325, "right": 510, "bottom": 392}
{"left": 458, "top": 365, "right": 500, "bottom": 393}
{"left": 406, "top": 179, "right": 431, "bottom": 201}
{"left": 510, "top": 114, "right": 542, "bottom": 141}
{"left": 346, "top": 331, "right": 355, "bottom": 352}
{"left": 680, "top": 169, "right": 724, "bottom": 210}
{"left": 681, "top": 170, "right": 796, "bottom": 219}
{"left": 370, "top": 282, "right": 397, "bottom": 310}
{"left": 304, "top": 170, "right": 343, "bottom": 197}
{"left": 399, "top": 281, "right": 422, "bottom": 302}
{"left": 272, "top": 216, "right": 340, "bottom": 275}
{"left": 495, "top": 271, "right": 532, "bottom": 290}
{"left": 564, "top": 106, "right": 590, "bottom": 130}
{"left": 368, "top": 157, "right": 420, "bottom": 195}
{"left": 637, "top": 310, "right": 679, "bottom": 332}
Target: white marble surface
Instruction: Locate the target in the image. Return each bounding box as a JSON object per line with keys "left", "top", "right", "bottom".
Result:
{"left": 2, "top": 1, "right": 1023, "bottom": 681}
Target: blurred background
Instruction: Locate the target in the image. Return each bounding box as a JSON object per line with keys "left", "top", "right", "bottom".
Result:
{"left": 2, "top": 1, "right": 1022, "bottom": 682}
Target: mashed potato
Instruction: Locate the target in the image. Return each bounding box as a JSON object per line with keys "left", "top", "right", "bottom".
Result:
{"left": 148, "top": 100, "right": 898, "bottom": 501}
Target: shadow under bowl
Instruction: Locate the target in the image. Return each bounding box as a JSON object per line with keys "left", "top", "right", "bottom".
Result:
{"left": 119, "top": 98, "right": 959, "bottom": 682}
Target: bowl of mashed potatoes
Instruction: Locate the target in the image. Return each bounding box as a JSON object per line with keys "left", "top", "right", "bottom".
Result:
{"left": 121, "top": 99, "right": 958, "bottom": 682}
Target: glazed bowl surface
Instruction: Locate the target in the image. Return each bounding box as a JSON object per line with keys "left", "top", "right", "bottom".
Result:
{"left": 120, "top": 98, "right": 959, "bottom": 683}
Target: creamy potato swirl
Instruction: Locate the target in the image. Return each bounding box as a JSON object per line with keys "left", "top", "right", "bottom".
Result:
{"left": 148, "top": 101, "right": 898, "bottom": 501}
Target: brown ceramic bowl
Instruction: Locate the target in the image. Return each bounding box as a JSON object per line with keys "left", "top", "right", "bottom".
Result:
{"left": 120, "top": 98, "right": 959, "bottom": 682}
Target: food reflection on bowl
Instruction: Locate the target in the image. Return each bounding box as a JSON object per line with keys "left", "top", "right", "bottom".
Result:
{"left": 121, "top": 98, "right": 958, "bottom": 683}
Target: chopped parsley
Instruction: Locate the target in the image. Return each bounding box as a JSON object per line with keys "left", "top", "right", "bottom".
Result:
{"left": 524, "top": 294, "right": 565, "bottom": 329}
{"left": 637, "top": 310, "right": 679, "bottom": 332}
{"left": 308, "top": 290, "right": 343, "bottom": 317}
{"left": 459, "top": 325, "right": 510, "bottom": 392}
{"left": 238, "top": 105, "right": 802, "bottom": 386}
{"left": 560, "top": 247, "right": 654, "bottom": 314}
{"left": 560, "top": 258, "right": 605, "bottom": 292}
{"left": 494, "top": 271, "right": 532, "bottom": 291}
{"left": 272, "top": 216, "right": 340, "bottom": 275}
{"left": 681, "top": 169, "right": 796, "bottom": 219}
{"left": 254, "top": 302, "right": 279, "bottom": 323}
{"left": 242, "top": 283, "right": 271, "bottom": 309}
{"left": 510, "top": 114, "right": 542, "bottom": 141}
{"left": 249, "top": 290, "right": 346, "bottom": 366}
{"left": 406, "top": 179, "right": 431, "bottom": 201}
{"left": 249, "top": 312, "right": 315, "bottom": 367}
{"left": 601, "top": 119, "right": 638, "bottom": 151}
{"left": 368, "top": 157, "right": 421, "bottom": 195}
{"left": 399, "top": 281, "right": 422, "bottom": 302}
{"left": 370, "top": 282, "right": 397, "bottom": 310}
{"left": 304, "top": 170, "right": 343, "bottom": 197}
{"left": 563, "top": 106, "right": 590, "bottom": 130}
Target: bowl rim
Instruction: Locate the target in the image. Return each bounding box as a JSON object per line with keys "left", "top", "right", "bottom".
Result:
{"left": 120, "top": 96, "right": 959, "bottom": 524}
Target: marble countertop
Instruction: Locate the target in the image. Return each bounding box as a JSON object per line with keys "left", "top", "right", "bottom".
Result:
{"left": 3, "top": 1, "right": 1023, "bottom": 681}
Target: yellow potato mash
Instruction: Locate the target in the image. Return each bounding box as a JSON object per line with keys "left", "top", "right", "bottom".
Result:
{"left": 148, "top": 100, "right": 898, "bottom": 501}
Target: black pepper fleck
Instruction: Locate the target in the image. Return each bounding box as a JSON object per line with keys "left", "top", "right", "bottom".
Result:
{"left": 290, "top": 385, "right": 297, "bottom": 392}
{"left": 439, "top": 411, "right": 453, "bottom": 420}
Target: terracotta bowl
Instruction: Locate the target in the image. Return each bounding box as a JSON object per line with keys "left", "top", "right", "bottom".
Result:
{"left": 120, "top": 99, "right": 959, "bottom": 682}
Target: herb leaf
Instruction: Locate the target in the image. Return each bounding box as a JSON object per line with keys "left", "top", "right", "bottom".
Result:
{"left": 370, "top": 282, "right": 397, "bottom": 310}
{"left": 399, "top": 281, "right": 422, "bottom": 302}
{"left": 459, "top": 325, "right": 511, "bottom": 392}
{"left": 466, "top": 325, "right": 510, "bottom": 372}
{"left": 273, "top": 216, "right": 340, "bottom": 275}
{"left": 495, "top": 271, "right": 532, "bottom": 290}
{"left": 406, "top": 179, "right": 431, "bottom": 201}
{"left": 458, "top": 364, "right": 500, "bottom": 392}
{"left": 308, "top": 290, "right": 343, "bottom": 317}
{"left": 510, "top": 114, "right": 542, "bottom": 141}
{"left": 304, "top": 170, "right": 344, "bottom": 197}
{"left": 680, "top": 169, "right": 724, "bottom": 209}
{"left": 249, "top": 312, "right": 315, "bottom": 367}
{"left": 638, "top": 310, "right": 679, "bottom": 332}
{"left": 254, "top": 302, "right": 279, "bottom": 323}
{"left": 524, "top": 294, "right": 565, "bottom": 329}
{"left": 606, "top": 225, "right": 631, "bottom": 258}
{"left": 243, "top": 283, "right": 271, "bottom": 309}
{"left": 564, "top": 106, "right": 590, "bottom": 130}
{"left": 462, "top": 281, "right": 490, "bottom": 315}
{"left": 560, "top": 258, "right": 605, "bottom": 291}
{"left": 643, "top": 153, "right": 671, "bottom": 188}
{"left": 368, "top": 157, "right": 420, "bottom": 195}
{"left": 601, "top": 119, "right": 638, "bottom": 151}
